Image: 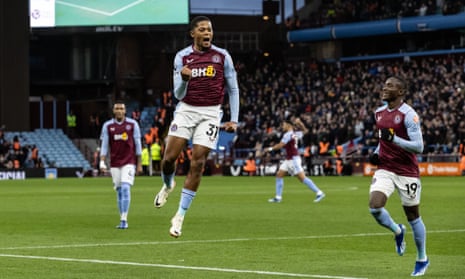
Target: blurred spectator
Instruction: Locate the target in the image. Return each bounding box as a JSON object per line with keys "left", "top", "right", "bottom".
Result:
{"left": 141, "top": 145, "right": 150, "bottom": 176}
{"left": 336, "top": 157, "right": 344, "bottom": 175}
{"left": 0, "top": 153, "right": 6, "bottom": 168}
{"left": 417, "top": 3, "right": 428, "bottom": 16}
{"left": 12, "top": 135, "right": 20, "bottom": 151}
{"left": 150, "top": 137, "right": 162, "bottom": 173}
{"left": 132, "top": 108, "right": 141, "bottom": 124}
{"left": 0, "top": 129, "right": 7, "bottom": 156}
{"left": 243, "top": 152, "right": 257, "bottom": 176}
{"left": 31, "top": 145, "right": 39, "bottom": 168}
{"left": 67, "top": 110, "right": 77, "bottom": 139}
{"left": 89, "top": 112, "right": 100, "bottom": 138}
{"left": 92, "top": 147, "right": 100, "bottom": 174}
{"left": 323, "top": 158, "right": 334, "bottom": 176}
{"left": 319, "top": 136, "right": 330, "bottom": 156}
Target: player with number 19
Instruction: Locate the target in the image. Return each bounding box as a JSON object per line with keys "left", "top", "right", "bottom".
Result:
{"left": 368, "top": 76, "right": 429, "bottom": 277}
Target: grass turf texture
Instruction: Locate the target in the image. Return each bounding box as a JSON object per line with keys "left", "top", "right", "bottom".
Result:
{"left": 1, "top": 176, "right": 464, "bottom": 278}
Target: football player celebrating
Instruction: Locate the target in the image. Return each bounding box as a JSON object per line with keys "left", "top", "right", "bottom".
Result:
{"left": 153, "top": 16, "right": 239, "bottom": 238}
{"left": 368, "top": 76, "right": 429, "bottom": 276}
{"left": 265, "top": 117, "right": 325, "bottom": 203}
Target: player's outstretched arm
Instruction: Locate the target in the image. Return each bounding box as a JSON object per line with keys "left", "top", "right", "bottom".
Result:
{"left": 294, "top": 118, "right": 308, "bottom": 133}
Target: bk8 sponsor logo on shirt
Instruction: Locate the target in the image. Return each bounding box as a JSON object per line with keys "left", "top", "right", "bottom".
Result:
{"left": 191, "top": 65, "right": 216, "bottom": 78}
{"left": 114, "top": 132, "right": 128, "bottom": 141}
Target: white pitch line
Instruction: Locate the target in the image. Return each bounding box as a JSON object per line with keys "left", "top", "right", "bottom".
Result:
{"left": 1, "top": 229, "right": 464, "bottom": 251}
{"left": 56, "top": 0, "right": 145, "bottom": 17}
{"left": 326, "top": 186, "right": 359, "bottom": 192}
{"left": 0, "top": 253, "right": 367, "bottom": 279}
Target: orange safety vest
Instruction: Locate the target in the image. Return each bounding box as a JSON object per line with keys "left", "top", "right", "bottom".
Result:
{"left": 303, "top": 146, "right": 311, "bottom": 157}
{"left": 336, "top": 159, "right": 343, "bottom": 175}
{"left": 243, "top": 159, "right": 257, "bottom": 172}
{"left": 319, "top": 141, "right": 329, "bottom": 154}
{"left": 150, "top": 126, "right": 159, "bottom": 141}
{"left": 144, "top": 133, "right": 153, "bottom": 146}
{"left": 336, "top": 145, "right": 343, "bottom": 156}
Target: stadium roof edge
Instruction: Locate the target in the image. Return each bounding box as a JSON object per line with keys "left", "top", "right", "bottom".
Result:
{"left": 287, "top": 12, "right": 465, "bottom": 43}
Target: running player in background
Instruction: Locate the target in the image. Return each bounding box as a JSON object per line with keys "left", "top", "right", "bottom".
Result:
{"left": 153, "top": 16, "right": 239, "bottom": 238}
{"left": 99, "top": 101, "right": 142, "bottom": 229}
{"left": 368, "top": 76, "right": 429, "bottom": 276}
{"left": 265, "top": 117, "right": 325, "bottom": 203}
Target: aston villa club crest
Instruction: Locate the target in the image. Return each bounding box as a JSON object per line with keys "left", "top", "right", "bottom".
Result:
{"left": 394, "top": 115, "right": 402, "bottom": 124}
{"left": 171, "top": 124, "right": 178, "bottom": 132}
{"left": 212, "top": 55, "right": 221, "bottom": 63}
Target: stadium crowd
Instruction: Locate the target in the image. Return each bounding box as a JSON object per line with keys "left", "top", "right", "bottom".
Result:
{"left": 287, "top": 0, "right": 465, "bottom": 30}
{"left": 2, "top": 56, "right": 465, "bottom": 172}
{"left": 231, "top": 54, "right": 465, "bottom": 163}
{"left": 0, "top": 129, "right": 42, "bottom": 169}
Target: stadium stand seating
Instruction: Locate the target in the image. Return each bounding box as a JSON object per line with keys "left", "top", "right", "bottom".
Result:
{"left": 5, "top": 129, "right": 91, "bottom": 169}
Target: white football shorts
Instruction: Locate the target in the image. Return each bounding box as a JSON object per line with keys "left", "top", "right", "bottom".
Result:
{"left": 278, "top": 156, "right": 304, "bottom": 176}
{"left": 110, "top": 164, "right": 136, "bottom": 189}
{"left": 370, "top": 169, "right": 422, "bottom": 206}
{"left": 168, "top": 102, "right": 223, "bottom": 150}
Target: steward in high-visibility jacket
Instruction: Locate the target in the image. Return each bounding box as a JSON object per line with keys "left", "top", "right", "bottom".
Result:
{"left": 141, "top": 147, "right": 150, "bottom": 175}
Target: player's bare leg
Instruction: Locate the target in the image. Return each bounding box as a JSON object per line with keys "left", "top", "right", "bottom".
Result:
{"left": 154, "top": 136, "right": 186, "bottom": 208}
{"left": 170, "top": 144, "right": 210, "bottom": 237}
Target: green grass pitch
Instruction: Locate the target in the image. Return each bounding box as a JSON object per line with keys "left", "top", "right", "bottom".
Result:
{"left": 1, "top": 176, "right": 464, "bottom": 278}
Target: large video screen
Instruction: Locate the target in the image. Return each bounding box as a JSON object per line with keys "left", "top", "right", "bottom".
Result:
{"left": 30, "top": 0, "right": 189, "bottom": 28}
